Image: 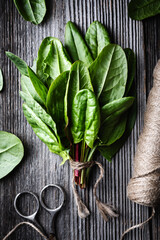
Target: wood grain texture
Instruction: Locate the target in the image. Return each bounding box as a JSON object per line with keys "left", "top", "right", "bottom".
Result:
{"left": 0, "top": 0, "right": 159, "bottom": 239}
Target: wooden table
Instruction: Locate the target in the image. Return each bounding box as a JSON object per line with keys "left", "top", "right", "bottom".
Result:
{"left": 0, "top": 1, "right": 160, "bottom": 239}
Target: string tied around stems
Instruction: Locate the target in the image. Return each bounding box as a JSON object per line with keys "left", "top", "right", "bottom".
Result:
{"left": 70, "top": 159, "right": 118, "bottom": 221}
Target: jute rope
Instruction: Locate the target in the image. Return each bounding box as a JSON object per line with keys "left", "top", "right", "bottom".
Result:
{"left": 2, "top": 221, "right": 48, "bottom": 240}
{"left": 120, "top": 208, "right": 155, "bottom": 240}
{"left": 121, "top": 60, "right": 160, "bottom": 239}
{"left": 70, "top": 159, "right": 118, "bottom": 221}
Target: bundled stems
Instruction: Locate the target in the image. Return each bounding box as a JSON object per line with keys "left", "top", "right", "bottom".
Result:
{"left": 73, "top": 142, "right": 98, "bottom": 188}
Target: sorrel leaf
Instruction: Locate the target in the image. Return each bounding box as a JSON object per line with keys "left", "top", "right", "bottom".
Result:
{"left": 46, "top": 71, "right": 69, "bottom": 139}
{"left": 21, "top": 74, "right": 44, "bottom": 106}
{"left": 99, "top": 97, "right": 134, "bottom": 145}
{"left": 85, "top": 21, "right": 110, "bottom": 59}
{"left": 64, "top": 61, "right": 93, "bottom": 125}
{"left": 89, "top": 44, "right": 127, "bottom": 107}
{"left": 65, "top": 21, "right": 93, "bottom": 67}
{"left": 0, "top": 131, "right": 24, "bottom": 179}
{"left": 124, "top": 48, "right": 136, "bottom": 96}
{"left": 6, "top": 52, "right": 28, "bottom": 76}
{"left": 37, "top": 37, "right": 71, "bottom": 87}
{"left": 28, "top": 67, "right": 48, "bottom": 104}
{"left": 128, "top": 0, "right": 160, "bottom": 20}
{"left": 71, "top": 89, "right": 100, "bottom": 148}
{"left": 13, "top": 0, "right": 46, "bottom": 24}
{"left": 0, "top": 69, "right": 3, "bottom": 91}
{"left": 101, "top": 97, "right": 135, "bottom": 122}
{"left": 20, "top": 91, "right": 58, "bottom": 137}
{"left": 98, "top": 86, "right": 137, "bottom": 160}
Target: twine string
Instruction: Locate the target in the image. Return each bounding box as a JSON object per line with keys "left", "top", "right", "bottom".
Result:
{"left": 70, "top": 159, "right": 118, "bottom": 221}
{"left": 120, "top": 208, "right": 155, "bottom": 240}
{"left": 2, "top": 221, "right": 48, "bottom": 240}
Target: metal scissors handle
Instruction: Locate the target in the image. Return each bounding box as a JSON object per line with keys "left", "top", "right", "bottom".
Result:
{"left": 14, "top": 184, "right": 65, "bottom": 240}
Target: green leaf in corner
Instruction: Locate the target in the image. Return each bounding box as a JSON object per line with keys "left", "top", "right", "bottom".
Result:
{"left": 27, "top": 67, "right": 48, "bottom": 104}
{"left": 65, "top": 21, "right": 93, "bottom": 67}
{"left": 89, "top": 44, "right": 128, "bottom": 107}
{"left": 71, "top": 89, "right": 100, "bottom": 148}
{"left": 85, "top": 21, "right": 110, "bottom": 59}
{"left": 13, "top": 0, "right": 46, "bottom": 24}
{"left": 128, "top": 0, "right": 160, "bottom": 20}
{"left": 0, "top": 131, "right": 24, "bottom": 179}
{"left": 6, "top": 52, "right": 28, "bottom": 76}
{"left": 0, "top": 69, "right": 3, "bottom": 91}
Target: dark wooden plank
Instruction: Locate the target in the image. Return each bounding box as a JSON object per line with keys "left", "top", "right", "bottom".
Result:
{"left": 0, "top": 0, "right": 159, "bottom": 239}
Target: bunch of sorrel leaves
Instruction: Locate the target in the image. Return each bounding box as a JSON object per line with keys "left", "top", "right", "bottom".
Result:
{"left": 6, "top": 21, "right": 136, "bottom": 188}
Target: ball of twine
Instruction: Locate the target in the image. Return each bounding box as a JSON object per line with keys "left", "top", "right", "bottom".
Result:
{"left": 121, "top": 60, "right": 160, "bottom": 240}
{"left": 127, "top": 60, "right": 160, "bottom": 206}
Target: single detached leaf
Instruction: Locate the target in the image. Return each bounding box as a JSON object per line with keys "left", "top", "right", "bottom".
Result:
{"left": 46, "top": 71, "right": 69, "bottom": 138}
{"left": 64, "top": 61, "right": 93, "bottom": 125}
{"left": 71, "top": 89, "right": 100, "bottom": 148}
{"left": 128, "top": 0, "right": 160, "bottom": 20}
{"left": 85, "top": 21, "right": 110, "bottom": 59}
{"left": 0, "top": 69, "right": 3, "bottom": 91}
{"left": 99, "top": 97, "right": 134, "bottom": 145}
{"left": 124, "top": 48, "right": 136, "bottom": 96}
{"left": 65, "top": 21, "right": 93, "bottom": 67}
{"left": 0, "top": 131, "right": 24, "bottom": 179}
{"left": 89, "top": 44, "right": 128, "bottom": 107}
{"left": 28, "top": 67, "right": 48, "bottom": 104}
{"left": 37, "top": 37, "right": 71, "bottom": 87}
{"left": 13, "top": 0, "right": 46, "bottom": 24}
{"left": 6, "top": 52, "right": 28, "bottom": 76}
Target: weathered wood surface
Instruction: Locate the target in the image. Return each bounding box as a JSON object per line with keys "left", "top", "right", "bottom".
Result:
{"left": 0, "top": 0, "right": 159, "bottom": 239}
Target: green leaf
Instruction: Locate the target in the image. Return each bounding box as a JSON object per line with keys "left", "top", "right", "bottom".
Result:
{"left": 99, "top": 86, "right": 137, "bottom": 160}
{"left": 21, "top": 74, "right": 44, "bottom": 106}
{"left": 65, "top": 21, "right": 93, "bottom": 67}
{"left": 89, "top": 44, "right": 128, "bottom": 107}
{"left": 37, "top": 37, "right": 71, "bottom": 87}
{"left": 23, "top": 104, "right": 58, "bottom": 148}
{"left": 99, "top": 97, "right": 134, "bottom": 145}
{"left": 0, "top": 69, "right": 3, "bottom": 91}
{"left": 128, "top": 0, "right": 160, "bottom": 20}
{"left": 124, "top": 48, "right": 136, "bottom": 96}
{"left": 101, "top": 97, "right": 135, "bottom": 122}
{"left": 46, "top": 71, "right": 69, "bottom": 139}
{"left": 20, "top": 91, "right": 58, "bottom": 137}
{"left": 71, "top": 89, "right": 100, "bottom": 148}
{"left": 64, "top": 61, "right": 93, "bottom": 125}
{"left": 0, "top": 131, "right": 24, "bottom": 179}
{"left": 85, "top": 21, "right": 110, "bottom": 59}
{"left": 13, "top": 0, "right": 46, "bottom": 24}
{"left": 6, "top": 52, "right": 28, "bottom": 76}
{"left": 23, "top": 104, "right": 69, "bottom": 162}
{"left": 28, "top": 67, "right": 48, "bottom": 104}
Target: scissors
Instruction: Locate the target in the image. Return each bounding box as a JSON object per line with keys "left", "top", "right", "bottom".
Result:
{"left": 14, "top": 184, "right": 65, "bottom": 240}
